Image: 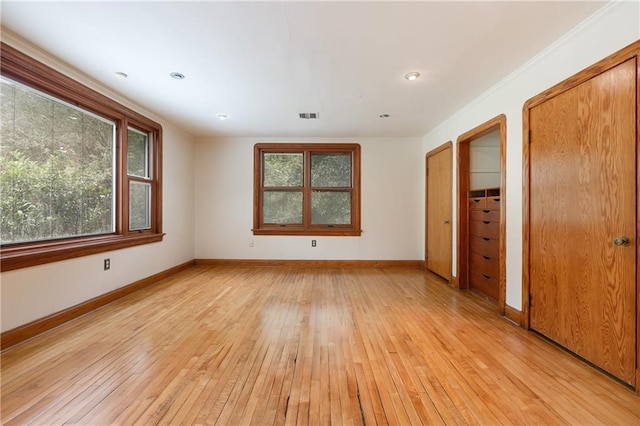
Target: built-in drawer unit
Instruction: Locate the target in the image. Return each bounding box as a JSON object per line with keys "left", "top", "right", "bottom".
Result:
{"left": 468, "top": 187, "right": 500, "bottom": 300}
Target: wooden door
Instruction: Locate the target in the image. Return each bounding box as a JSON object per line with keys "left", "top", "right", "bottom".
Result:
{"left": 528, "top": 58, "right": 637, "bottom": 385}
{"left": 426, "top": 143, "right": 452, "bottom": 280}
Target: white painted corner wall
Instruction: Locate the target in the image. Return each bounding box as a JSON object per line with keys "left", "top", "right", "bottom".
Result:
{"left": 194, "top": 137, "right": 424, "bottom": 261}
{"left": 422, "top": 0, "right": 640, "bottom": 311}
{"left": 0, "top": 36, "right": 197, "bottom": 333}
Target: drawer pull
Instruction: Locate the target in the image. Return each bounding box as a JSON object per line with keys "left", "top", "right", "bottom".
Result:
{"left": 483, "top": 210, "right": 490, "bottom": 213}
{"left": 482, "top": 274, "right": 491, "bottom": 280}
{"left": 483, "top": 221, "right": 491, "bottom": 224}
{"left": 482, "top": 237, "right": 490, "bottom": 241}
{"left": 482, "top": 255, "right": 491, "bottom": 260}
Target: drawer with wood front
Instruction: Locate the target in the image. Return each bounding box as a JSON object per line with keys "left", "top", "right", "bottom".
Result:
{"left": 469, "top": 197, "right": 486, "bottom": 210}
{"left": 469, "top": 235, "right": 498, "bottom": 257}
{"left": 486, "top": 196, "right": 501, "bottom": 211}
{"left": 469, "top": 268, "right": 499, "bottom": 299}
{"left": 470, "top": 252, "right": 499, "bottom": 279}
{"left": 469, "top": 209, "right": 500, "bottom": 223}
{"left": 469, "top": 220, "right": 499, "bottom": 240}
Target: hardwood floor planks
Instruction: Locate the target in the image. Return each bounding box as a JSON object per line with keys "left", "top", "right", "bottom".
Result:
{"left": 2, "top": 265, "right": 640, "bottom": 425}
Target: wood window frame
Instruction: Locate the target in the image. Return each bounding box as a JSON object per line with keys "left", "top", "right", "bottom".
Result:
{"left": 253, "top": 143, "right": 361, "bottom": 236}
{"left": 0, "top": 43, "right": 163, "bottom": 272}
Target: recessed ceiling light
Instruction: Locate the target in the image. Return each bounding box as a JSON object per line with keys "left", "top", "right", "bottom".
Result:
{"left": 170, "top": 72, "right": 185, "bottom": 80}
{"left": 404, "top": 72, "right": 420, "bottom": 81}
{"left": 379, "top": 114, "right": 390, "bottom": 118}
{"left": 216, "top": 113, "right": 230, "bottom": 120}
{"left": 114, "top": 72, "right": 128, "bottom": 79}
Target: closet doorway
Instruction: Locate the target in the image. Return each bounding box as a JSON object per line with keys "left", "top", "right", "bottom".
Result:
{"left": 457, "top": 115, "right": 506, "bottom": 314}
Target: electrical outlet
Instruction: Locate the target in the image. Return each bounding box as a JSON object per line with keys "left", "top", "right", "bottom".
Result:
{"left": 311, "top": 240, "right": 317, "bottom": 247}
{"left": 104, "top": 258, "right": 110, "bottom": 270}
{"left": 249, "top": 238, "right": 254, "bottom": 247}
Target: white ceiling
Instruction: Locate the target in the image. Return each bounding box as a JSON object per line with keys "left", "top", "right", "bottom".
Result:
{"left": 1, "top": 1, "right": 607, "bottom": 139}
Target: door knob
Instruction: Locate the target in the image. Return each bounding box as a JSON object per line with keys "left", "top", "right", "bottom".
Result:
{"left": 613, "top": 237, "right": 630, "bottom": 246}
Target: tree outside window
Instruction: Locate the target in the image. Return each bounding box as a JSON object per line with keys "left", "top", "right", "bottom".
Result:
{"left": 0, "top": 43, "right": 163, "bottom": 272}
{"left": 253, "top": 143, "right": 361, "bottom": 236}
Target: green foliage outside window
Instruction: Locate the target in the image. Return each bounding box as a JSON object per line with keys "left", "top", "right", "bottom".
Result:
{"left": 263, "top": 191, "right": 303, "bottom": 224}
{"left": 261, "top": 150, "right": 352, "bottom": 226}
{"left": 254, "top": 143, "right": 360, "bottom": 236}
{"left": 127, "top": 128, "right": 148, "bottom": 178}
{"left": 263, "top": 153, "right": 303, "bottom": 187}
{"left": 311, "top": 154, "right": 351, "bottom": 187}
{"left": 0, "top": 77, "right": 115, "bottom": 244}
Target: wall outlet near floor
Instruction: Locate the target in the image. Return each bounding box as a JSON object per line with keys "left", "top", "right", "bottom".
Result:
{"left": 104, "top": 258, "right": 110, "bottom": 270}
{"left": 249, "top": 238, "right": 254, "bottom": 247}
{"left": 311, "top": 240, "right": 317, "bottom": 247}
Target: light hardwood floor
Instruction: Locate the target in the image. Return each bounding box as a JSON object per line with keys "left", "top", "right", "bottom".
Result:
{"left": 2, "top": 266, "right": 640, "bottom": 424}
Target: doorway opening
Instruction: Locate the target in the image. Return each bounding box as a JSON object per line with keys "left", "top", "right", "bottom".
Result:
{"left": 456, "top": 114, "right": 506, "bottom": 314}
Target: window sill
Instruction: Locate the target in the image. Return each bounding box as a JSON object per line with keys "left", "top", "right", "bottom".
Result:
{"left": 1, "top": 233, "right": 165, "bottom": 272}
{"left": 252, "top": 229, "right": 362, "bottom": 237}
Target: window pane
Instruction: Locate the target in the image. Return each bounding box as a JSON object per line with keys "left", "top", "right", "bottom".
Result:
{"left": 263, "top": 191, "right": 302, "bottom": 224}
{"left": 263, "top": 153, "right": 303, "bottom": 187}
{"left": 311, "top": 153, "right": 351, "bottom": 187}
{"left": 311, "top": 191, "right": 351, "bottom": 224}
{"left": 129, "top": 181, "right": 151, "bottom": 230}
{"left": 127, "top": 128, "right": 149, "bottom": 178}
{"left": 0, "top": 77, "right": 115, "bottom": 244}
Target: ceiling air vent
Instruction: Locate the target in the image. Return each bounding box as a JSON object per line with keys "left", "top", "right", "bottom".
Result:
{"left": 298, "top": 112, "right": 319, "bottom": 119}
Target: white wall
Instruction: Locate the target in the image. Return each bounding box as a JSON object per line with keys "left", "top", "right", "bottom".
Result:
{"left": 0, "top": 36, "right": 197, "bottom": 332}
{"left": 195, "top": 137, "right": 423, "bottom": 261}
{"left": 422, "top": 1, "right": 640, "bottom": 311}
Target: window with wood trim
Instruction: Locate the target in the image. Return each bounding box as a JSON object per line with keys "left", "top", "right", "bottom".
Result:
{"left": 0, "top": 43, "right": 163, "bottom": 272}
{"left": 253, "top": 143, "right": 361, "bottom": 236}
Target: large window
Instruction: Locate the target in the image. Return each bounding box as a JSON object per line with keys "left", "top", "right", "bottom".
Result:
{"left": 0, "top": 43, "right": 163, "bottom": 271}
{"left": 253, "top": 143, "right": 361, "bottom": 236}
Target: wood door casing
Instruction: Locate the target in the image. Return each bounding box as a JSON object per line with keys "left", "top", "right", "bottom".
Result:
{"left": 456, "top": 114, "right": 507, "bottom": 315}
{"left": 426, "top": 143, "right": 452, "bottom": 280}
{"left": 528, "top": 58, "right": 637, "bottom": 385}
